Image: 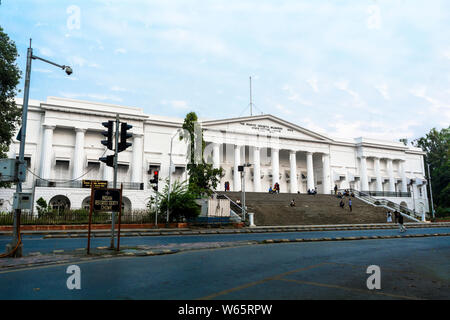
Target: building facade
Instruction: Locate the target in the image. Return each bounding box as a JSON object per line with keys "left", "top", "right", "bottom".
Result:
{"left": 0, "top": 97, "right": 429, "bottom": 215}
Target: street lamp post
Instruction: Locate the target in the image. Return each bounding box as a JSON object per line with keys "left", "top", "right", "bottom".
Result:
{"left": 167, "top": 129, "right": 182, "bottom": 224}
{"left": 240, "top": 163, "right": 252, "bottom": 222}
{"left": 426, "top": 162, "right": 435, "bottom": 219}
{"left": 7, "top": 39, "right": 72, "bottom": 257}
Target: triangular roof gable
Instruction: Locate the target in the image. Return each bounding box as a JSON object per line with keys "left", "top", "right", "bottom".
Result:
{"left": 202, "top": 114, "right": 333, "bottom": 142}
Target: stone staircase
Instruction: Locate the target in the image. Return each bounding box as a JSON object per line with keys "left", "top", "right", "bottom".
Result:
{"left": 217, "top": 192, "right": 389, "bottom": 226}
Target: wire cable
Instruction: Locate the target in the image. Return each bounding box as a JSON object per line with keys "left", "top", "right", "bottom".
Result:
{"left": 25, "top": 148, "right": 108, "bottom": 184}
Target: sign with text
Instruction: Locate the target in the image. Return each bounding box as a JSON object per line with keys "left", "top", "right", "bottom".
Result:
{"left": 93, "top": 189, "right": 120, "bottom": 212}
{"left": 82, "top": 180, "right": 108, "bottom": 189}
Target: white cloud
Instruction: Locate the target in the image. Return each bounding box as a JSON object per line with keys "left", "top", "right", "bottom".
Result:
{"left": 161, "top": 99, "right": 190, "bottom": 110}
{"left": 114, "top": 48, "right": 127, "bottom": 54}
{"left": 38, "top": 47, "right": 54, "bottom": 57}
{"left": 282, "top": 85, "right": 313, "bottom": 106}
{"left": 306, "top": 77, "right": 319, "bottom": 93}
{"left": 334, "top": 80, "right": 366, "bottom": 107}
{"left": 110, "top": 86, "right": 127, "bottom": 92}
{"left": 410, "top": 86, "right": 450, "bottom": 121}
{"left": 69, "top": 56, "right": 87, "bottom": 67}
{"left": 275, "top": 104, "right": 293, "bottom": 115}
{"left": 375, "top": 83, "right": 390, "bottom": 100}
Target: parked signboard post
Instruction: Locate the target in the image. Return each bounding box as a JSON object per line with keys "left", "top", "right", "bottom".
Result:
{"left": 87, "top": 184, "right": 123, "bottom": 254}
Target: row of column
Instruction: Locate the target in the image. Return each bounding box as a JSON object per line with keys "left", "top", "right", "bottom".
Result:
{"left": 40, "top": 125, "right": 144, "bottom": 183}
{"left": 359, "top": 156, "right": 407, "bottom": 192}
{"left": 212, "top": 144, "right": 331, "bottom": 193}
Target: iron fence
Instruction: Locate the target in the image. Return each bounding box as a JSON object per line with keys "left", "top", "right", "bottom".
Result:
{"left": 0, "top": 211, "right": 155, "bottom": 225}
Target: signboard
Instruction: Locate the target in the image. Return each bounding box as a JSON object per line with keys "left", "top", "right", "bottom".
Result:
{"left": 82, "top": 179, "right": 108, "bottom": 189}
{"left": 93, "top": 189, "right": 121, "bottom": 212}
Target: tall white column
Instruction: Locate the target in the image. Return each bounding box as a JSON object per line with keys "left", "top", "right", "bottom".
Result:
{"left": 306, "top": 152, "right": 314, "bottom": 191}
{"left": 40, "top": 124, "right": 55, "bottom": 180}
{"left": 212, "top": 143, "right": 220, "bottom": 169}
{"left": 72, "top": 128, "right": 86, "bottom": 180}
{"left": 322, "top": 153, "right": 331, "bottom": 194}
{"left": 359, "top": 156, "right": 369, "bottom": 191}
{"left": 271, "top": 148, "right": 280, "bottom": 186}
{"left": 131, "top": 133, "right": 144, "bottom": 183}
{"left": 374, "top": 157, "right": 383, "bottom": 192}
{"left": 400, "top": 160, "right": 408, "bottom": 192}
{"left": 387, "top": 158, "right": 395, "bottom": 192}
{"left": 253, "top": 147, "right": 261, "bottom": 192}
{"left": 102, "top": 162, "right": 113, "bottom": 182}
{"left": 233, "top": 145, "right": 241, "bottom": 191}
{"left": 289, "top": 150, "right": 298, "bottom": 194}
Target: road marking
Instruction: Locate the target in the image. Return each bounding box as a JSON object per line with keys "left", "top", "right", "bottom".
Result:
{"left": 277, "top": 278, "right": 423, "bottom": 300}
{"left": 198, "top": 262, "right": 328, "bottom": 300}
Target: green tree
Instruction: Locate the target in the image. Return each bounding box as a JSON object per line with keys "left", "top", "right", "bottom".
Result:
{"left": 180, "top": 112, "right": 224, "bottom": 197}
{"left": 0, "top": 27, "right": 22, "bottom": 187}
{"left": 414, "top": 126, "right": 450, "bottom": 216}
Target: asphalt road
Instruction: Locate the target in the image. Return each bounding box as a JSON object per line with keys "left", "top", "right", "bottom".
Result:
{"left": 0, "top": 227, "right": 449, "bottom": 254}
{"left": 0, "top": 235, "right": 449, "bottom": 300}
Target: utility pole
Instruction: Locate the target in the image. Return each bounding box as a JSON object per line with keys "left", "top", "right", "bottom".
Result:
{"left": 7, "top": 41, "right": 33, "bottom": 257}
{"left": 427, "top": 162, "right": 435, "bottom": 219}
{"left": 249, "top": 76, "right": 253, "bottom": 117}
{"left": 5, "top": 39, "right": 72, "bottom": 257}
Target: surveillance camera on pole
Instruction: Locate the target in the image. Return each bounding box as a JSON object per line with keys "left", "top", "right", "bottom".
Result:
{"left": 4, "top": 39, "right": 73, "bottom": 258}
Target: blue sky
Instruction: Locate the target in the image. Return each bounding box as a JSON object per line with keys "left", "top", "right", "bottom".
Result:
{"left": 1, "top": 0, "right": 449, "bottom": 142}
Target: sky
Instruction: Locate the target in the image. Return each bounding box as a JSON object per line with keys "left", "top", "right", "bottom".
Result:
{"left": 0, "top": 0, "right": 449, "bottom": 143}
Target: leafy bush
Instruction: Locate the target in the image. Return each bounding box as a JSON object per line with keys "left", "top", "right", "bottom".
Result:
{"left": 435, "top": 206, "right": 450, "bottom": 218}
{"left": 150, "top": 180, "right": 200, "bottom": 223}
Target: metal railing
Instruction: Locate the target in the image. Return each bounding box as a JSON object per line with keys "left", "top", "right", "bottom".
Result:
{"left": 332, "top": 188, "right": 419, "bottom": 219}
{"left": 214, "top": 191, "right": 244, "bottom": 219}
{"left": 0, "top": 211, "right": 154, "bottom": 225}
{"left": 359, "top": 191, "right": 410, "bottom": 198}
{"left": 36, "top": 179, "right": 144, "bottom": 190}
{"left": 331, "top": 189, "right": 410, "bottom": 198}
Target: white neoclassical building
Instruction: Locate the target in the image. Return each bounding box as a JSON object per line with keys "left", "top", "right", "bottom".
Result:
{"left": 0, "top": 96, "right": 429, "bottom": 215}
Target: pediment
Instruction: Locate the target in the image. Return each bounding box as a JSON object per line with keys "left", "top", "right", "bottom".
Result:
{"left": 202, "top": 115, "right": 332, "bottom": 142}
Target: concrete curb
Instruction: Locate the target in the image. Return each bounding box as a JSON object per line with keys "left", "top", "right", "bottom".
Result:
{"left": 7, "top": 222, "right": 449, "bottom": 239}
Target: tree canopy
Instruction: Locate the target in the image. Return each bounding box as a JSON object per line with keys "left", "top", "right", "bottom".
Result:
{"left": 0, "top": 26, "right": 22, "bottom": 188}
{"left": 181, "top": 112, "right": 224, "bottom": 198}
{"left": 0, "top": 26, "right": 21, "bottom": 157}
{"left": 414, "top": 126, "right": 450, "bottom": 216}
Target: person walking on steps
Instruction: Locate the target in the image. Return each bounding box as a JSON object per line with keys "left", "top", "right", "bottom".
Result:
{"left": 397, "top": 211, "right": 406, "bottom": 233}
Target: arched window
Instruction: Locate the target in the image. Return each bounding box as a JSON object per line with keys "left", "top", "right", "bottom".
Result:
{"left": 49, "top": 195, "right": 71, "bottom": 213}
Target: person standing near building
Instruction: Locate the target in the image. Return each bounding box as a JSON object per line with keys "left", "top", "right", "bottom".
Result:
{"left": 386, "top": 211, "right": 392, "bottom": 223}
{"left": 334, "top": 184, "right": 338, "bottom": 195}
{"left": 348, "top": 198, "right": 352, "bottom": 212}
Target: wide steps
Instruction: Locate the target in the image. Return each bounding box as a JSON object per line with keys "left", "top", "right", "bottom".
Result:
{"left": 217, "top": 191, "right": 387, "bottom": 226}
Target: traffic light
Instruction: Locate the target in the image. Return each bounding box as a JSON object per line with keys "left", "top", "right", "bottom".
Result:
{"left": 118, "top": 122, "right": 132, "bottom": 152}
{"left": 101, "top": 121, "right": 114, "bottom": 150}
{"left": 150, "top": 170, "right": 159, "bottom": 191}
{"left": 99, "top": 155, "right": 114, "bottom": 167}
